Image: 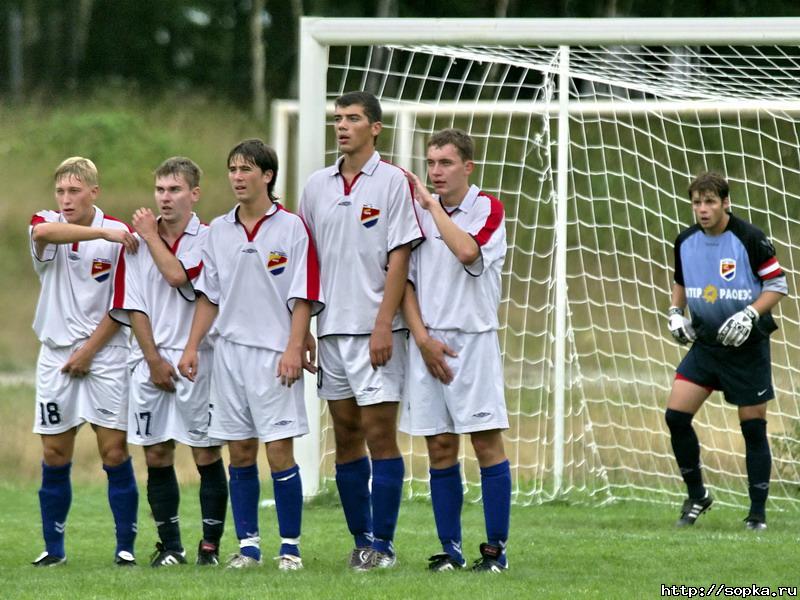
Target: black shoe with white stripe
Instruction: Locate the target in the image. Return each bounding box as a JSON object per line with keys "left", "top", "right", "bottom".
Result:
{"left": 675, "top": 494, "right": 713, "bottom": 527}
{"left": 150, "top": 542, "right": 187, "bottom": 567}
{"left": 428, "top": 553, "right": 466, "bottom": 572}
{"left": 471, "top": 543, "right": 507, "bottom": 572}
{"left": 31, "top": 552, "right": 66, "bottom": 567}
{"left": 744, "top": 513, "right": 767, "bottom": 531}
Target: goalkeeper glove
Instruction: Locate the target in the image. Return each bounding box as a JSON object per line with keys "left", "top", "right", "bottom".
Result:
{"left": 667, "top": 306, "right": 695, "bottom": 344}
{"left": 717, "top": 305, "right": 759, "bottom": 347}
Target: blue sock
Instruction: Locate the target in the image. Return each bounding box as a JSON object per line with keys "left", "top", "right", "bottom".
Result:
{"left": 481, "top": 460, "right": 510, "bottom": 567}
{"left": 371, "top": 457, "right": 404, "bottom": 555}
{"left": 430, "top": 463, "right": 464, "bottom": 564}
{"left": 39, "top": 462, "right": 72, "bottom": 558}
{"left": 103, "top": 457, "right": 138, "bottom": 555}
{"left": 272, "top": 464, "right": 302, "bottom": 557}
{"left": 229, "top": 464, "right": 261, "bottom": 561}
{"left": 335, "top": 456, "right": 373, "bottom": 548}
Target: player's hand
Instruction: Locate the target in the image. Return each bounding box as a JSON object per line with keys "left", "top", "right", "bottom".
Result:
{"left": 61, "top": 345, "right": 94, "bottom": 378}
{"left": 277, "top": 346, "right": 303, "bottom": 387}
{"left": 102, "top": 228, "right": 139, "bottom": 254}
{"left": 405, "top": 171, "right": 437, "bottom": 211}
{"left": 178, "top": 347, "right": 199, "bottom": 382}
{"left": 369, "top": 322, "right": 393, "bottom": 369}
{"left": 419, "top": 335, "right": 457, "bottom": 384}
{"left": 147, "top": 356, "right": 178, "bottom": 393}
{"left": 717, "top": 305, "right": 759, "bottom": 347}
{"left": 667, "top": 307, "right": 696, "bottom": 345}
{"left": 302, "top": 331, "right": 317, "bottom": 374}
{"left": 132, "top": 208, "right": 159, "bottom": 241}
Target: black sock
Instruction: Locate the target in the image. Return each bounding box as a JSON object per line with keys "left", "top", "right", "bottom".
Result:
{"left": 741, "top": 418, "right": 771, "bottom": 517}
{"left": 147, "top": 465, "right": 182, "bottom": 551}
{"left": 197, "top": 458, "right": 227, "bottom": 546}
{"left": 665, "top": 408, "right": 706, "bottom": 500}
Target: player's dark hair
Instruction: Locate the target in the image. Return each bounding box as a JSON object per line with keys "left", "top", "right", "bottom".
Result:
{"left": 335, "top": 91, "right": 383, "bottom": 124}
{"left": 227, "top": 138, "right": 279, "bottom": 201}
{"left": 154, "top": 156, "right": 202, "bottom": 189}
{"left": 688, "top": 172, "right": 729, "bottom": 201}
{"left": 428, "top": 128, "right": 474, "bottom": 162}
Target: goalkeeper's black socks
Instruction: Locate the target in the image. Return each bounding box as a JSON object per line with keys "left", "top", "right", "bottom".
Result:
{"left": 741, "top": 418, "right": 771, "bottom": 517}
{"left": 147, "top": 464, "right": 182, "bottom": 552}
{"left": 665, "top": 408, "right": 706, "bottom": 499}
{"left": 198, "top": 458, "right": 228, "bottom": 547}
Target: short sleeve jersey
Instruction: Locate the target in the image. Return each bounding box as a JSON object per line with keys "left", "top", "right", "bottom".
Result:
{"left": 409, "top": 185, "right": 506, "bottom": 332}
{"left": 674, "top": 213, "right": 786, "bottom": 345}
{"left": 110, "top": 213, "right": 210, "bottom": 361}
{"left": 299, "top": 151, "right": 423, "bottom": 337}
{"left": 194, "top": 203, "right": 323, "bottom": 352}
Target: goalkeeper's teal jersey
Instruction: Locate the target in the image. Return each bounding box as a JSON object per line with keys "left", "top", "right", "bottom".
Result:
{"left": 673, "top": 214, "right": 785, "bottom": 346}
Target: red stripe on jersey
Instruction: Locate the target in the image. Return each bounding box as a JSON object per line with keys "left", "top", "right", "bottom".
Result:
{"left": 168, "top": 233, "right": 185, "bottom": 255}
{"left": 474, "top": 192, "right": 505, "bottom": 247}
{"left": 30, "top": 214, "right": 46, "bottom": 226}
{"left": 186, "top": 261, "right": 203, "bottom": 281}
{"left": 238, "top": 206, "right": 279, "bottom": 242}
{"left": 112, "top": 250, "right": 127, "bottom": 309}
{"left": 301, "top": 217, "right": 321, "bottom": 301}
{"left": 104, "top": 215, "right": 134, "bottom": 233}
{"left": 341, "top": 172, "right": 363, "bottom": 196}
{"left": 757, "top": 256, "right": 783, "bottom": 280}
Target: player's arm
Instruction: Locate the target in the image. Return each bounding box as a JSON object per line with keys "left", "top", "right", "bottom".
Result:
{"left": 277, "top": 300, "right": 312, "bottom": 387}
{"left": 667, "top": 283, "right": 695, "bottom": 345}
{"left": 132, "top": 208, "right": 188, "bottom": 287}
{"left": 370, "top": 243, "right": 411, "bottom": 369}
{"left": 407, "top": 171, "right": 479, "bottom": 264}
{"left": 31, "top": 222, "right": 138, "bottom": 257}
{"left": 61, "top": 314, "right": 122, "bottom": 377}
{"left": 130, "top": 311, "right": 177, "bottom": 392}
{"left": 402, "top": 282, "right": 456, "bottom": 384}
{"left": 178, "top": 295, "right": 218, "bottom": 382}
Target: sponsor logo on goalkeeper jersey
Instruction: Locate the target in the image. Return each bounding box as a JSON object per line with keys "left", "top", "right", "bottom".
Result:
{"left": 91, "top": 258, "right": 112, "bottom": 282}
{"left": 720, "top": 258, "right": 736, "bottom": 281}
{"left": 267, "top": 251, "right": 288, "bottom": 275}
{"left": 360, "top": 205, "right": 380, "bottom": 228}
{"left": 686, "top": 284, "right": 752, "bottom": 303}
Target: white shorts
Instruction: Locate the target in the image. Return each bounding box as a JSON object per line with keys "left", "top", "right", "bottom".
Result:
{"left": 400, "top": 330, "right": 508, "bottom": 435}
{"left": 128, "top": 348, "right": 221, "bottom": 448}
{"left": 209, "top": 337, "right": 309, "bottom": 443}
{"left": 34, "top": 343, "right": 129, "bottom": 435}
{"left": 318, "top": 332, "right": 407, "bottom": 406}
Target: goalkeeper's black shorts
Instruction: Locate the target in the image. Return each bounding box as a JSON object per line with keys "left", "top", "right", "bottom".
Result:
{"left": 675, "top": 339, "right": 773, "bottom": 406}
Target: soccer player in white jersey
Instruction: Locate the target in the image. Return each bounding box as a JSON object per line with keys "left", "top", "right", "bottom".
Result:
{"left": 299, "top": 91, "right": 423, "bottom": 570}
{"left": 29, "top": 157, "right": 139, "bottom": 567}
{"left": 178, "top": 139, "right": 322, "bottom": 571}
{"left": 401, "top": 129, "right": 511, "bottom": 573}
{"left": 110, "top": 157, "right": 228, "bottom": 567}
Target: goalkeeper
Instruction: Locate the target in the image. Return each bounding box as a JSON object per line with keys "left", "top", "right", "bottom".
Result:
{"left": 666, "top": 172, "right": 787, "bottom": 530}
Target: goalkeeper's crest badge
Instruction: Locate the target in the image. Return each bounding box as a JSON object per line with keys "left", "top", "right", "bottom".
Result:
{"left": 720, "top": 258, "right": 736, "bottom": 281}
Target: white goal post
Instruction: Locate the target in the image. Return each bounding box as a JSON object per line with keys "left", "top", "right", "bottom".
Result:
{"left": 289, "top": 17, "right": 800, "bottom": 509}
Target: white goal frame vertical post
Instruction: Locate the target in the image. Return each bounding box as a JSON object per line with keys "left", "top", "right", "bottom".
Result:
{"left": 294, "top": 16, "right": 800, "bottom": 498}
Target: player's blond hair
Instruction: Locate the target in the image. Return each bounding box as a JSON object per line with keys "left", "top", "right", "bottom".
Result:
{"left": 54, "top": 157, "right": 99, "bottom": 187}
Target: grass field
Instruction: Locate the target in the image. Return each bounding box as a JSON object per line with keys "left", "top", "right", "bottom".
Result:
{"left": 1, "top": 482, "right": 798, "bottom": 600}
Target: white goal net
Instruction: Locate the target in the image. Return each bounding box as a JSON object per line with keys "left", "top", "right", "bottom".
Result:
{"left": 289, "top": 19, "right": 800, "bottom": 511}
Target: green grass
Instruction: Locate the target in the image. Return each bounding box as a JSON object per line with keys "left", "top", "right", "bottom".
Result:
{"left": 1, "top": 483, "right": 799, "bottom": 600}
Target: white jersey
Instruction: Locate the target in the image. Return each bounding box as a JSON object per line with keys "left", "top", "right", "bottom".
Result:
{"left": 299, "top": 151, "right": 423, "bottom": 337}
{"left": 409, "top": 185, "right": 506, "bottom": 332}
{"left": 30, "top": 206, "right": 130, "bottom": 348}
{"left": 195, "top": 202, "right": 323, "bottom": 352}
{"left": 110, "top": 213, "right": 210, "bottom": 363}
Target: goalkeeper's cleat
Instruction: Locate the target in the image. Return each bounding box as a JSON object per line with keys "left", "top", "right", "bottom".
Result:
{"left": 31, "top": 551, "right": 66, "bottom": 567}
{"left": 225, "top": 553, "right": 261, "bottom": 569}
{"left": 275, "top": 554, "right": 303, "bottom": 571}
{"left": 428, "top": 553, "right": 466, "bottom": 572}
{"left": 196, "top": 540, "right": 220, "bottom": 566}
{"left": 149, "top": 542, "right": 187, "bottom": 567}
{"left": 115, "top": 550, "right": 136, "bottom": 567}
{"left": 744, "top": 514, "right": 767, "bottom": 531}
{"left": 471, "top": 543, "right": 507, "bottom": 573}
{"left": 675, "top": 493, "right": 713, "bottom": 527}
{"left": 348, "top": 547, "right": 374, "bottom": 571}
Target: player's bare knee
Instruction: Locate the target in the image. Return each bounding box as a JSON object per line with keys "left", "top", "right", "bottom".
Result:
{"left": 145, "top": 442, "right": 175, "bottom": 467}
{"left": 41, "top": 443, "right": 72, "bottom": 467}
{"left": 228, "top": 438, "right": 259, "bottom": 468}
{"left": 192, "top": 445, "right": 222, "bottom": 467}
{"left": 426, "top": 434, "right": 459, "bottom": 468}
{"left": 470, "top": 430, "right": 506, "bottom": 467}
{"left": 265, "top": 438, "right": 295, "bottom": 472}
{"left": 100, "top": 444, "right": 129, "bottom": 467}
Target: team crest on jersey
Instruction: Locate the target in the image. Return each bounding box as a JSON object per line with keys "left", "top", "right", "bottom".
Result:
{"left": 360, "top": 205, "right": 380, "bottom": 228}
{"left": 91, "top": 258, "right": 112, "bottom": 282}
{"left": 267, "top": 251, "right": 288, "bottom": 275}
{"left": 720, "top": 258, "right": 736, "bottom": 281}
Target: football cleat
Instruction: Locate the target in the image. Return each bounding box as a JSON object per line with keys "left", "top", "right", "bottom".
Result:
{"left": 275, "top": 554, "right": 303, "bottom": 571}
{"left": 149, "top": 542, "right": 187, "bottom": 567}
{"left": 675, "top": 494, "right": 713, "bottom": 527}
{"left": 471, "top": 543, "right": 507, "bottom": 573}
{"left": 369, "top": 550, "right": 397, "bottom": 569}
{"left": 225, "top": 553, "right": 261, "bottom": 569}
{"left": 744, "top": 514, "right": 767, "bottom": 531}
{"left": 428, "top": 553, "right": 466, "bottom": 572}
{"left": 115, "top": 550, "right": 136, "bottom": 567}
{"left": 196, "top": 540, "right": 220, "bottom": 566}
{"left": 31, "top": 551, "right": 66, "bottom": 567}
{"left": 348, "top": 547, "right": 374, "bottom": 571}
